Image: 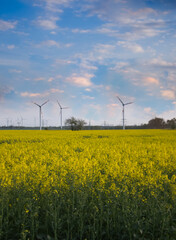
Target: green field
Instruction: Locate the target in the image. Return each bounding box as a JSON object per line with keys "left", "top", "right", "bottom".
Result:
{"left": 0, "top": 130, "right": 176, "bottom": 240}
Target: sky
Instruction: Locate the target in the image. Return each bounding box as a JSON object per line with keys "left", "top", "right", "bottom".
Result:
{"left": 0, "top": 0, "right": 176, "bottom": 127}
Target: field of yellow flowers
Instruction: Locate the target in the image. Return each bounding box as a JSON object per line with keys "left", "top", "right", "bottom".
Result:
{"left": 0, "top": 130, "right": 176, "bottom": 240}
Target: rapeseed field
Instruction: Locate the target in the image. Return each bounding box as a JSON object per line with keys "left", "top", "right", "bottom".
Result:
{"left": 0, "top": 130, "right": 176, "bottom": 240}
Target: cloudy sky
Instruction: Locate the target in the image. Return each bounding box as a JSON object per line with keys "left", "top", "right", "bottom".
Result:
{"left": 1, "top": 0, "right": 176, "bottom": 127}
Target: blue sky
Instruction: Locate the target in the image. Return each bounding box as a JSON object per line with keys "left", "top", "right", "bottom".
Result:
{"left": 0, "top": 0, "right": 176, "bottom": 127}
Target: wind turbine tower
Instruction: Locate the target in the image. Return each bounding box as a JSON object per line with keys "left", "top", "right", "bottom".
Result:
{"left": 33, "top": 100, "right": 49, "bottom": 130}
{"left": 57, "top": 101, "right": 69, "bottom": 130}
{"left": 117, "top": 96, "right": 133, "bottom": 130}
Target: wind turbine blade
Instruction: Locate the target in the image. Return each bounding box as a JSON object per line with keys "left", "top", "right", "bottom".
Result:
{"left": 116, "top": 96, "right": 124, "bottom": 105}
{"left": 57, "top": 100, "right": 62, "bottom": 109}
{"left": 41, "top": 100, "right": 49, "bottom": 107}
{"left": 124, "top": 102, "right": 133, "bottom": 106}
{"left": 33, "top": 102, "right": 40, "bottom": 107}
{"left": 62, "top": 107, "right": 69, "bottom": 109}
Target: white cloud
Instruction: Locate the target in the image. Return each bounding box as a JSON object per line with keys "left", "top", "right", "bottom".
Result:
{"left": 50, "top": 88, "right": 64, "bottom": 93}
{"left": 111, "top": 62, "right": 129, "bottom": 70}
{"left": 73, "top": 19, "right": 164, "bottom": 41}
{"left": 144, "top": 107, "right": 156, "bottom": 118}
{"left": 80, "top": 61, "right": 98, "bottom": 70}
{"left": 21, "top": 92, "right": 42, "bottom": 97}
{"left": 161, "top": 90, "right": 175, "bottom": 100}
{"left": 79, "top": 1, "right": 166, "bottom": 39}
{"left": 64, "top": 43, "right": 73, "bottom": 48}
{"left": 128, "top": 8, "right": 157, "bottom": 19}
{"left": 82, "top": 95, "right": 95, "bottom": 100}
{"left": 115, "top": 28, "right": 164, "bottom": 41}
{"left": 7, "top": 45, "right": 15, "bottom": 49}
{"left": 89, "top": 104, "right": 101, "bottom": 112}
{"left": 34, "top": 77, "right": 45, "bottom": 81}
{"left": 56, "top": 74, "right": 62, "bottom": 79}
{"left": 83, "top": 43, "right": 116, "bottom": 65}
{"left": 95, "top": 44, "right": 116, "bottom": 55}
{"left": 150, "top": 58, "right": 176, "bottom": 68}
{"left": 128, "top": 44, "right": 144, "bottom": 53}
{"left": 96, "top": 25, "right": 119, "bottom": 36}
{"left": 9, "top": 69, "right": 22, "bottom": 73}
{"left": 12, "top": 31, "right": 29, "bottom": 36}
{"left": 105, "top": 85, "right": 111, "bottom": 91}
{"left": 167, "top": 71, "right": 176, "bottom": 82}
{"left": 144, "top": 77, "right": 159, "bottom": 85}
{"left": 85, "top": 88, "right": 91, "bottom": 92}
{"left": 71, "top": 23, "right": 119, "bottom": 37}
{"left": 159, "top": 109, "right": 176, "bottom": 121}
{"left": 0, "top": 19, "right": 17, "bottom": 31}
{"left": 48, "top": 77, "right": 54, "bottom": 82}
{"left": 55, "top": 59, "right": 74, "bottom": 65}
{"left": 72, "top": 28, "right": 91, "bottom": 33}
{"left": 107, "top": 103, "right": 119, "bottom": 108}
{"left": 117, "top": 41, "right": 144, "bottom": 53}
{"left": 144, "top": 107, "right": 152, "bottom": 114}
{"left": 66, "top": 73, "right": 94, "bottom": 87}
{"left": 111, "top": 61, "right": 162, "bottom": 90}
{"left": 37, "top": 40, "right": 60, "bottom": 47}
{"left": 36, "top": 17, "right": 58, "bottom": 30}
{"left": 138, "top": 28, "right": 163, "bottom": 38}
{"left": 37, "top": 0, "right": 73, "bottom": 12}
{"left": 20, "top": 88, "right": 64, "bottom": 98}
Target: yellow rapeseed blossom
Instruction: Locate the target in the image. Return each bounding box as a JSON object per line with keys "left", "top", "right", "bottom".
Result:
{"left": 0, "top": 129, "right": 176, "bottom": 239}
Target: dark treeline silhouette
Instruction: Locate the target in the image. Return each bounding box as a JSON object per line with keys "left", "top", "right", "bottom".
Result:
{"left": 143, "top": 117, "right": 176, "bottom": 129}
{"left": 65, "top": 117, "right": 87, "bottom": 131}
{"left": 0, "top": 117, "right": 176, "bottom": 130}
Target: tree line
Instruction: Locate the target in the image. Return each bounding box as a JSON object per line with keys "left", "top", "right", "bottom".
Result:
{"left": 64, "top": 116, "right": 176, "bottom": 130}
{"left": 1, "top": 117, "right": 176, "bottom": 130}
{"left": 141, "top": 117, "right": 176, "bottom": 129}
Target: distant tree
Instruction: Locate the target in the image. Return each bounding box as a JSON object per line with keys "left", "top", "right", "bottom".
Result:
{"left": 148, "top": 117, "right": 165, "bottom": 129}
{"left": 140, "top": 123, "right": 148, "bottom": 129}
{"left": 166, "top": 118, "right": 176, "bottom": 129}
{"left": 65, "top": 117, "right": 77, "bottom": 131}
{"left": 65, "top": 117, "right": 87, "bottom": 130}
{"left": 76, "top": 119, "right": 87, "bottom": 130}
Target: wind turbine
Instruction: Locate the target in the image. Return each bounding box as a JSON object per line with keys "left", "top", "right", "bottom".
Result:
{"left": 117, "top": 96, "right": 133, "bottom": 130}
{"left": 33, "top": 100, "right": 49, "bottom": 130}
{"left": 57, "top": 101, "right": 69, "bottom": 130}
{"left": 20, "top": 117, "right": 26, "bottom": 127}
